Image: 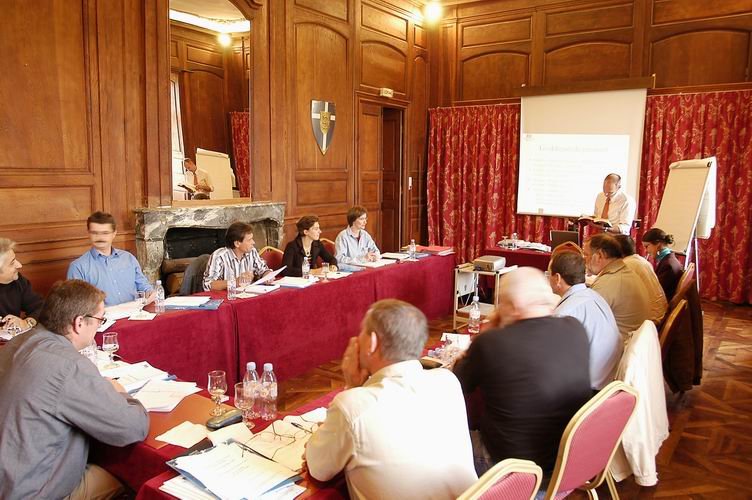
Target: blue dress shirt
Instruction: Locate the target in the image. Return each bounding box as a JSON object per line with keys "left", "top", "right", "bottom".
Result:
{"left": 67, "top": 248, "right": 153, "bottom": 306}
{"left": 554, "top": 283, "right": 623, "bottom": 390}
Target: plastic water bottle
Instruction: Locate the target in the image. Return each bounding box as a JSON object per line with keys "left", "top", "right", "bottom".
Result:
{"left": 409, "top": 239, "right": 417, "bottom": 259}
{"left": 260, "top": 363, "right": 278, "bottom": 421}
{"left": 243, "top": 361, "right": 261, "bottom": 419}
{"left": 468, "top": 295, "right": 481, "bottom": 335}
{"left": 301, "top": 257, "right": 310, "bottom": 279}
{"left": 154, "top": 280, "right": 166, "bottom": 313}
{"left": 511, "top": 232, "right": 518, "bottom": 250}
{"left": 227, "top": 277, "right": 237, "bottom": 300}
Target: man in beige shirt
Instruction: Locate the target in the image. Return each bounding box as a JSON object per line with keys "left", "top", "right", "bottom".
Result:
{"left": 614, "top": 234, "right": 667, "bottom": 324}
{"left": 305, "top": 299, "right": 477, "bottom": 500}
{"left": 183, "top": 158, "right": 213, "bottom": 196}
{"left": 585, "top": 233, "right": 652, "bottom": 339}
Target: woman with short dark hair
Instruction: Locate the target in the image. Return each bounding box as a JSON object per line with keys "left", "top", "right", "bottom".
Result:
{"left": 281, "top": 216, "right": 337, "bottom": 277}
{"left": 642, "top": 227, "right": 683, "bottom": 301}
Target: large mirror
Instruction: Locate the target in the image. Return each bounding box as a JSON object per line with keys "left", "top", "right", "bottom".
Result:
{"left": 169, "top": 0, "right": 251, "bottom": 202}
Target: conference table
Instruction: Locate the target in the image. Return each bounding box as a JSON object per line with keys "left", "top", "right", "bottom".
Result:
{"left": 91, "top": 389, "right": 346, "bottom": 499}
{"left": 483, "top": 246, "right": 551, "bottom": 271}
{"left": 95, "top": 254, "right": 454, "bottom": 386}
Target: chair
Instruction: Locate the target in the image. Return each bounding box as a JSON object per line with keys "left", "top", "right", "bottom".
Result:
{"left": 179, "top": 254, "right": 210, "bottom": 296}
{"left": 668, "top": 263, "right": 695, "bottom": 311}
{"left": 658, "top": 299, "right": 688, "bottom": 360}
{"left": 544, "top": 381, "right": 639, "bottom": 499}
{"left": 259, "top": 246, "right": 283, "bottom": 271}
{"left": 551, "top": 241, "right": 583, "bottom": 256}
{"left": 321, "top": 237, "right": 336, "bottom": 257}
{"left": 458, "top": 459, "right": 543, "bottom": 500}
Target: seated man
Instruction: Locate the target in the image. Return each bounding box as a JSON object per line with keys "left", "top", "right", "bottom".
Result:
{"left": 335, "top": 206, "right": 380, "bottom": 268}
{"left": 453, "top": 267, "right": 591, "bottom": 477}
{"left": 549, "top": 252, "right": 623, "bottom": 390}
{"left": 585, "top": 233, "right": 652, "bottom": 339}
{"left": 0, "top": 238, "right": 43, "bottom": 331}
{"left": 203, "top": 222, "right": 272, "bottom": 291}
{"left": 614, "top": 234, "right": 667, "bottom": 324}
{"left": 0, "top": 280, "right": 149, "bottom": 498}
{"left": 67, "top": 211, "right": 153, "bottom": 306}
{"left": 305, "top": 299, "right": 477, "bottom": 499}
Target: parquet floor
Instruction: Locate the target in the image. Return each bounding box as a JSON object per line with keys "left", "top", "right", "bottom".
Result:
{"left": 277, "top": 301, "right": 752, "bottom": 500}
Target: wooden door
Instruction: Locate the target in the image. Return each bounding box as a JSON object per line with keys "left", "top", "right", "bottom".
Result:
{"left": 381, "top": 108, "right": 402, "bottom": 252}
{"left": 357, "top": 102, "right": 383, "bottom": 245}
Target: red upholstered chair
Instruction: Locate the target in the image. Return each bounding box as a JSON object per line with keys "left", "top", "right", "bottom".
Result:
{"left": 459, "top": 459, "right": 543, "bottom": 500}
{"left": 544, "top": 381, "right": 639, "bottom": 500}
{"left": 259, "top": 246, "right": 283, "bottom": 271}
{"left": 320, "top": 237, "right": 336, "bottom": 256}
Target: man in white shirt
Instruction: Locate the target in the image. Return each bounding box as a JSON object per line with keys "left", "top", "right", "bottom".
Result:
{"left": 305, "top": 299, "right": 477, "bottom": 500}
{"left": 614, "top": 234, "right": 667, "bottom": 324}
{"left": 549, "top": 251, "right": 623, "bottom": 390}
{"left": 183, "top": 158, "right": 214, "bottom": 196}
{"left": 593, "top": 173, "right": 636, "bottom": 235}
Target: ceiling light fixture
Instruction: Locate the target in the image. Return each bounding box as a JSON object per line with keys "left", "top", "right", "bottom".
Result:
{"left": 217, "top": 33, "right": 232, "bottom": 46}
{"left": 423, "top": 2, "right": 442, "bottom": 24}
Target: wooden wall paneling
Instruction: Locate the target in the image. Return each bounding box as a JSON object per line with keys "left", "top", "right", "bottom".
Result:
{"left": 357, "top": 100, "right": 383, "bottom": 245}
{"left": 380, "top": 107, "right": 402, "bottom": 252}
{"left": 648, "top": 15, "right": 752, "bottom": 87}
{"left": 295, "top": 0, "right": 350, "bottom": 22}
{"left": 409, "top": 48, "right": 429, "bottom": 243}
{"left": 652, "top": 0, "right": 752, "bottom": 24}
{"left": 359, "top": 2, "right": 410, "bottom": 97}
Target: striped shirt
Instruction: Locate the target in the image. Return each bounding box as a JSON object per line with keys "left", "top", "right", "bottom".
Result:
{"left": 202, "top": 247, "right": 269, "bottom": 291}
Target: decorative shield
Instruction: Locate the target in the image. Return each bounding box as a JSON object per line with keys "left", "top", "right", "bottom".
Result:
{"left": 311, "top": 100, "right": 336, "bottom": 155}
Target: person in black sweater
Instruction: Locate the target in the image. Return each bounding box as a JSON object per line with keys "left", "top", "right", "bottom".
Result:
{"left": 281, "top": 216, "right": 338, "bottom": 277}
{"left": 0, "top": 238, "right": 43, "bottom": 331}
{"left": 453, "top": 267, "right": 591, "bottom": 478}
{"left": 642, "top": 227, "right": 683, "bottom": 301}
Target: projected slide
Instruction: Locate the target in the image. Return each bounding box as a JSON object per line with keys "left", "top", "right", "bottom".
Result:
{"left": 517, "top": 133, "right": 630, "bottom": 217}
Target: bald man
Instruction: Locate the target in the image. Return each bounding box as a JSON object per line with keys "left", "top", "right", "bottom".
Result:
{"left": 453, "top": 267, "right": 591, "bottom": 478}
{"left": 593, "top": 173, "right": 636, "bottom": 235}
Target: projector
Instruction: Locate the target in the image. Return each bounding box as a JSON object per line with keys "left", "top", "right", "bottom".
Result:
{"left": 473, "top": 255, "right": 506, "bottom": 272}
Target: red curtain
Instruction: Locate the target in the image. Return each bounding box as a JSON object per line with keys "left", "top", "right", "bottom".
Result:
{"left": 427, "top": 104, "right": 568, "bottom": 267}
{"left": 427, "top": 90, "right": 752, "bottom": 303}
{"left": 639, "top": 91, "right": 752, "bottom": 303}
{"left": 230, "top": 111, "right": 251, "bottom": 197}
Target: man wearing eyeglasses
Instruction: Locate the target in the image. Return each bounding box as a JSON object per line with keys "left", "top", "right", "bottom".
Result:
{"left": 67, "top": 211, "right": 154, "bottom": 306}
{"left": 0, "top": 280, "right": 148, "bottom": 499}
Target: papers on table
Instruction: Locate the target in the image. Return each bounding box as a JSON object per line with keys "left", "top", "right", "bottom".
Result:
{"left": 381, "top": 252, "right": 410, "bottom": 261}
{"left": 260, "top": 482, "right": 306, "bottom": 500}
{"left": 105, "top": 300, "right": 144, "bottom": 320}
{"left": 0, "top": 324, "right": 32, "bottom": 341}
{"left": 324, "top": 271, "right": 351, "bottom": 280}
{"left": 208, "top": 422, "right": 254, "bottom": 447}
{"left": 134, "top": 379, "right": 201, "bottom": 412}
{"left": 157, "top": 421, "right": 208, "bottom": 448}
{"left": 171, "top": 442, "right": 300, "bottom": 500}
{"left": 99, "top": 361, "right": 169, "bottom": 392}
{"left": 276, "top": 276, "right": 315, "bottom": 289}
{"left": 165, "top": 296, "right": 211, "bottom": 307}
{"left": 160, "top": 476, "right": 216, "bottom": 500}
{"left": 252, "top": 266, "right": 287, "bottom": 286}
{"left": 243, "top": 284, "right": 281, "bottom": 295}
{"left": 282, "top": 407, "right": 327, "bottom": 433}
{"left": 351, "top": 259, "right": 396, "bottom": 268}
{"left": 129, "top": 310, "right": 156, "bottom": 321}
{"left": 415, "top": 245, "right": 455, "bottom": 256}
{"left": 243, "top": 420, "right": 311, "bottom": 472}
{"left": 440, "top": 332, "right": 472, "bottom": 351}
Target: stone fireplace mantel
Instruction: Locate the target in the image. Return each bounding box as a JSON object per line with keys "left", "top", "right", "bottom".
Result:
{"left": 134, "top": 201, "right": 286, "bottom": 282}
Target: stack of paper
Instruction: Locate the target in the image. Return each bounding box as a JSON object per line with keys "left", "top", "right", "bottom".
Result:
{"left": 244, "top": 420, "right": 312, "bottom": 472}
{"left": 165, "top": 296, "right": 211, "bottom": 307}
{"left": 416, "top": 245, "right": 454, "bottom": 256}
{"left": 156, "top": 421, "right": 208, "bottom": 448}
{"left": 351, "top": 259, "right": 396, "bottom": 269}
{"left": 104, "top": 300, "right": 143, "bottom": 320}
{"left": 282, "top": 407, "right": 327, "bottom": 433}
{"left": 159, "top": 476, "right": 216, "bottom": 500}
{"left": 324, "top": 271, "right": 351, "bottom": 280}
{"left": 276, "top": 277, "right": 315, "bottom": 289}
{"left": 381, "top": 252, "right": 410, "bottom": 261}
{"left": 134, "top": 379, "right": 201, "bottom": 412}
{"left": 207, "top": 422, "right": 254, "bottom": 447}
{"left": 244, "top": 284, "right": 281, "bottom": 294}
{"left": 171, "top": 442, "right": 300, "bottom": 499}
{"left": 99, "top": 361, "right": 169, "bottom": 393}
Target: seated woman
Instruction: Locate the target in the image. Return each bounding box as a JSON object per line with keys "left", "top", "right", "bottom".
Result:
{"left": 642, "top": 227, "right": 683, "bottom": 301}
{"left": 334, "top": 206, "right": 380, "bottom": 268}
{"left": 281, "top": 216, "right": 337, "bottom": 277}
{"left": 0, "top": 238, "right": 43, "bottom": 332}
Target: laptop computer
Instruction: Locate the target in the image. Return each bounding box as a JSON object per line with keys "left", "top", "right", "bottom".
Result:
{"left": 550, "top": 230, "right": 580, "bottom": 250}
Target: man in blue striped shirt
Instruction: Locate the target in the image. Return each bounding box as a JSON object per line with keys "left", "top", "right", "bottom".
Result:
{"left": 67, "top": 212, "right": 153, "bottom": 306}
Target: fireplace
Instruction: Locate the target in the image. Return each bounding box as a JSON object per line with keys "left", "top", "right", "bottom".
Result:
{"left": 134, "top": 202, "right": 286, "bottom": 282}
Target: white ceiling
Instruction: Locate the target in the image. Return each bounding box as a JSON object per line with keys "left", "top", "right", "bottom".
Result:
{"left": 170, "top": 0, "right": 245, "bottom": 21}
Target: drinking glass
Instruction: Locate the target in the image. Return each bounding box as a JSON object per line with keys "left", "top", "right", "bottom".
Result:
{"left": 136, "top": 291, "right": 147, "bottom": 309}
{"left": 234, "top": 382, "right": 255, "bottom": 429}
{"left": 208, "top": 370, "right": 227, "bottom": 416}
{"left": 102, "top": 332, "right": 119, "bottom": 368}
{"left": 321, "top": 263, "right": 329, "bottom": 282}
{"left": 329, "top": 264, "right": 337, "bottom": 277}
{"left": 511, "top": 232, "right": 519, "bottom": 250}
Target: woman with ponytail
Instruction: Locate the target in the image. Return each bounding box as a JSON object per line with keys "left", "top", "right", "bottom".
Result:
{"left": 642, "top": 228, "right": 683, "bottom": 301}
